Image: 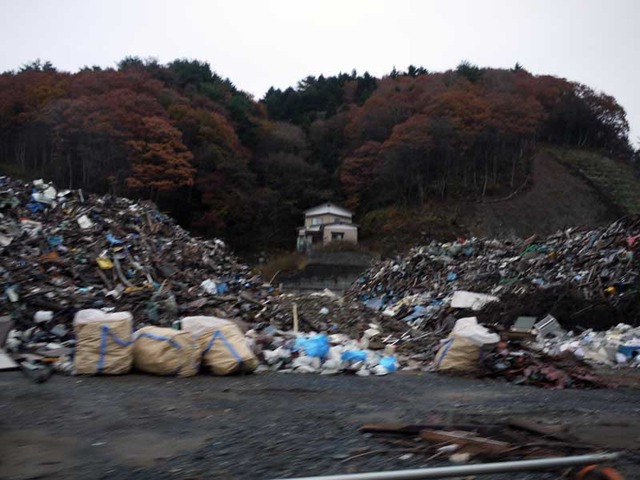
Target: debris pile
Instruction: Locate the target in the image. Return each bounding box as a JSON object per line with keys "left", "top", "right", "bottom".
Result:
{"left": 348, "top": 217, "right": 640, "bottom": 343}
{"left": 0, "top": 177, "right": 270, "bottom": 334}
{"left": 358, "top": 420, "right": 622, "bottom": 474}
{"left": 250, "top": 326, "right": 399, "bottom": 376}
{"left": 532, "top": 322, "right": 640, "bottom": 367}
{"left": 348, "top": 217, "right": 640, "bottom": 334}
{"left": 0, "top": 178, "right": 408, "bottom": 379}
{"left": 0, "top": 177, "right": 280, "bottom": 377}
{"left": 343, "top": 217, "right": 640, "bottom": 387}
{"left": 480, "top": 348, "right": 612, "bottom": 389}
{"left": 2, "top": 176, "right": 639, "bottom": 387}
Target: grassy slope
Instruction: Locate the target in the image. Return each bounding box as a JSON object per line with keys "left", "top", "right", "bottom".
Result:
{"left": 546, "top": 147, "right": 640, "bottom": 215}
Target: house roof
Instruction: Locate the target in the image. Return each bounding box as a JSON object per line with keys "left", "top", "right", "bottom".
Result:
{"left": 304, "top": 202, "right": 352, "bottom": 218}
{"left": 298, "top": 221, "right": 359, "bottom": 234}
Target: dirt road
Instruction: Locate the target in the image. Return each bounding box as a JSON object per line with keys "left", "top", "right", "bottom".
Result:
{"left": 2, "top": 371, "right": 639, "bottom": 479}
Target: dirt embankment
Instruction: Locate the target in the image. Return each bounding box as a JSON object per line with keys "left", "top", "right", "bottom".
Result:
{"left": 462, "top": 152, "right": 622, "bottom": 239}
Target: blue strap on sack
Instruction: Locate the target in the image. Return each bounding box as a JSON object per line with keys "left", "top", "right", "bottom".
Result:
{"left": 203, "top": 330, "right": 244, "bottom": 368}
{"left": 434, "top": 337, "right": 455, "bottom": 370}
{"left": 97, "top": 324, "right": 133, "bottom": 373}
{"left": 135, "top": 332, "right": 182, "bottom": 350}
{"left": 134, "top": 331, "right": 188, "bottom": 375}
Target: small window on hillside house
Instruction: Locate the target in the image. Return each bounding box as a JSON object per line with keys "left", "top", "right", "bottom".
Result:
{"left": 331, "top": 232, "right": 344, "bottom": 240}
{"left": 312, "top": 217, "right": 322, "bottom": 225}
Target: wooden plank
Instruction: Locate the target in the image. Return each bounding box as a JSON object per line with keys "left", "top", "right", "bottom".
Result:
{"left": 360, "top": 423, "right": 498, "bottom": 436}
{"left": 508, "top": 418, "right": 572, "bottom": 442}
{"left": 360, "top": 423, "right": 426, "bottom": 435}
{"left": 420, "top": 429, "right": 512, "bottom": 455}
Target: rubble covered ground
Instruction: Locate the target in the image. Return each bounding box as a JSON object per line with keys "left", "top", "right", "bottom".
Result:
{"left": 2, "top": 371, "right": 640, "bottom": 480}
{"left": 3, "top": 178, "right": 640, "bottom": 477}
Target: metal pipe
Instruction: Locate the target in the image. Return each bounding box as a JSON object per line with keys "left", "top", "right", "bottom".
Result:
{"left": 272, "top": 452, "right": 620, "bottom": 480}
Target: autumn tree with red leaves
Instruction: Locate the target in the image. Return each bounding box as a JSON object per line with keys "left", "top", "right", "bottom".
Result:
{"left": 0, "top": 59, "right": 634, "bottom": 251}
{"left": 126, "top": 116, "right": 194, "bottom": 196}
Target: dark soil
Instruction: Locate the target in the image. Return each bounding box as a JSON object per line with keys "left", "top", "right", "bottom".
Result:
{"left": 479, "top": 287, "right": 640, "bottom": 331}
{"left": 2, "top": 371, "right": 639, "bottom": 480}
{"left": 464, "top": 152, "right": 621, "bottom": 239}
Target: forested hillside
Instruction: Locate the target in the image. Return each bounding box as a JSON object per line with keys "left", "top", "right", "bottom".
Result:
{"left": 0, "top": 59, "right": 634, "bottom": 252}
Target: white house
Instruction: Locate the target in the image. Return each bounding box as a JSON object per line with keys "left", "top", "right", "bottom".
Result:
{"left": 297, "top": 202, "right": 358, "bottom": 251}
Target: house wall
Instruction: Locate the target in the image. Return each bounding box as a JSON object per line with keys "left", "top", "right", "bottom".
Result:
{"left": 323, "top": 225, "right": 358, "bottom": 244}
{"left": 304, "top": 213, "right": 351, "bottom": 227}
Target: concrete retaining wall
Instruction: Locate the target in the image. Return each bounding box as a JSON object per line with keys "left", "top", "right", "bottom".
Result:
{"left": 281, "top": 251, "right": 377, "bottom": 294}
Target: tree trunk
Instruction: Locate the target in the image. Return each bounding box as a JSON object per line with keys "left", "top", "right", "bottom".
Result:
{"left": 14, "top": 137, "right": 26, "bottom": 171}
{"left": 482, "top": 162, "right": 489, "bottom": 197}
{"left": 511, "top": 144, "right": 523, "bottom": 188}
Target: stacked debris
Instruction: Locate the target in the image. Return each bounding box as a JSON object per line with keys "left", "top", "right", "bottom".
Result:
{"left": 2, "top": 176, "right": 638, "bottom": 385}
{"left": 531, "top": 322, "right": 640, "bottom": 368}
{"left": 250, "top": 327, "right": 400, "bottom": 376}
{"left": 0, "top": 178, "right": 412, "bottom": 379}
{"left": 347, "top": 218, "right": 640, "bottom": 349}
{"left": 342, "top": 218, "right": 640, "bottom": 386}
{"left": 358, "top": 421, "right": 623, "bottom": 476}
{"left": 0, "top": 177, "right": 275, "bottom": 362}
{"left": 348, "top": 217, "right": 640, "bottom": 331}
{"left": 266, "top": 291, "right": 447, "bottom": 361}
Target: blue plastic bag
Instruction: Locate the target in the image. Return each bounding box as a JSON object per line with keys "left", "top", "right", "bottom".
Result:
{"left": 379, "top": 356, "right": 398, "bottom": 372}
{"left": 47, "top": 235, "right": 64, "bottom": 247}
{"left": 25, "top": 202, "right": 45, "bottom": 213}
{"left": 341, "top": 350, "right": 367, "bottom": 362}
{"left": 294, "top": 334, "right": 330, "bottom": 358}
{"left": 105, "top": 233, "right": 124, "bottom": 245}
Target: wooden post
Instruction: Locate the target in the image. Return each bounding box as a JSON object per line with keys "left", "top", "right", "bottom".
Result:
{"left": 293, "top": 302, "right": 299, "bottom": 334}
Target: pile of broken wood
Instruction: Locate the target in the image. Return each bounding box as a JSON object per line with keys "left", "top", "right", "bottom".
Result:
{"left": 357, "top": 418, "right": 605, "bottom": 465}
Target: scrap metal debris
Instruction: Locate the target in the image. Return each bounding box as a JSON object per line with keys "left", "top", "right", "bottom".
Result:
{"left": 347, "top": 217, "right": 640, "bottom": 333}
{"left": 0, "top": 178, "right": 408, "bottom": 378}
{"left": 343, "top": 217, "right": 640, "bottom": 387}
{"left": 2, "top": 175, "right": 640, "bottom": 387}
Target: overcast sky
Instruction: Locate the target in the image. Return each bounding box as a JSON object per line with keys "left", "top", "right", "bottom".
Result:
{"left": 1, "top": 0, "right": 638, "bottom": 145}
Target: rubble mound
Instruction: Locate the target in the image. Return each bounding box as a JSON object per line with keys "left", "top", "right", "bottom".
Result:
{"left": 3, "top": 177, "right": 639, "bottom": 385}
{"left": 0, "top": 177, "right": 269, "bottom": 332}
{"left": 347, "top": 216, "right": 640, "bottom": 332}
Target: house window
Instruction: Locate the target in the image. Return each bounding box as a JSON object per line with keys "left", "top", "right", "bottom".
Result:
{"left": 331, "top": 232, "right": 344, "bottom": 240}
{"left": 312, "top": 217, "right": 322, "bottom": 225}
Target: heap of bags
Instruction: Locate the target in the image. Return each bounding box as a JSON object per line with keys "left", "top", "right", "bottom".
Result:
{"left": 73, "top": 309, "right": 257, "bottom": 377}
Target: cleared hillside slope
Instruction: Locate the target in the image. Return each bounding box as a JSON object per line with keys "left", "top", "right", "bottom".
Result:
{"left": 548, "top": 147, "right": 640, "bottom": 214}
{"left": 461, "top": 150, "right": 635, "bottom": 238}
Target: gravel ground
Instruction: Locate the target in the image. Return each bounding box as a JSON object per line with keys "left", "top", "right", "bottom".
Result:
{"left": 1, "top": 371, "right": 639, "bottom": 480}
